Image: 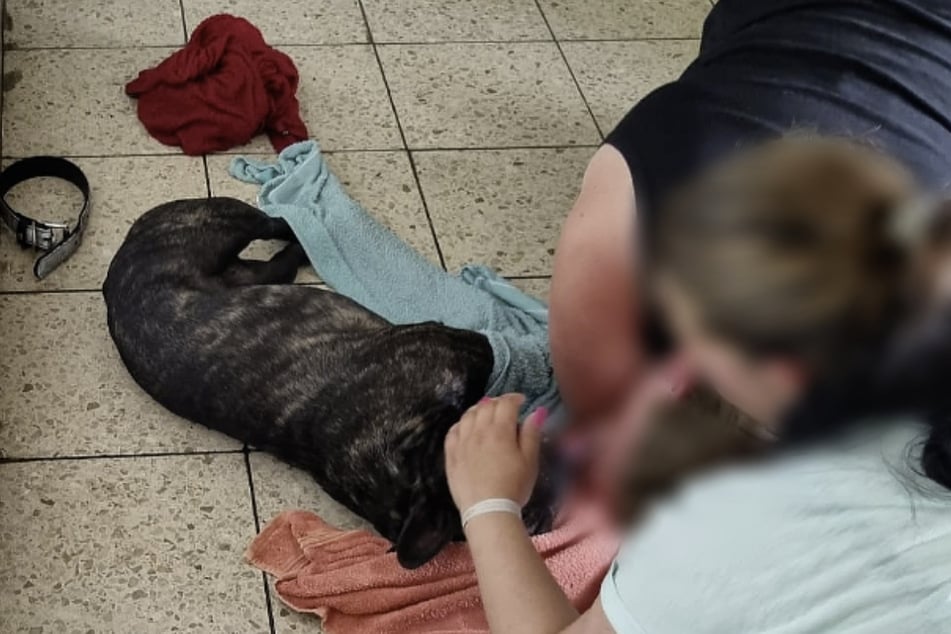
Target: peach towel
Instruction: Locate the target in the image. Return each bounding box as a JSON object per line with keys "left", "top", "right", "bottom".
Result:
{"left": 246, "top": 507, "right": 618, "bottom": 634}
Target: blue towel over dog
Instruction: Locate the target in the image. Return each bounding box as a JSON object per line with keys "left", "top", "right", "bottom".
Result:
{"left": 230, "top": 140, "right": 562, "bottom": 421}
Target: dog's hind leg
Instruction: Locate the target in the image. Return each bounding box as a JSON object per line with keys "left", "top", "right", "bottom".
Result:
{"left": 255, "top": 216, "right": 297, "bottom": 243}
{"left": 221, "top": 243, "right": 309, "bottom": 286}
{"left": 207, "top": 198, "right": 299, "bottom": 259}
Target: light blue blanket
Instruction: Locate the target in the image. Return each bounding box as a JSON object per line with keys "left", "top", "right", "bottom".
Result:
{"left": 230, "top": 141, "right": 562, "bottom": 422}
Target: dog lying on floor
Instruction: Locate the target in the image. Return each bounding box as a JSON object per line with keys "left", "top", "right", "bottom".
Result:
{"left": 103, "top": 197, "right": 559, "bottom": 568}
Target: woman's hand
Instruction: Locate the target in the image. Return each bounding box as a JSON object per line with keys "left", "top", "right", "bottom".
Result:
{"left": 444, "top": 394, "right": 547, "bottom": 513}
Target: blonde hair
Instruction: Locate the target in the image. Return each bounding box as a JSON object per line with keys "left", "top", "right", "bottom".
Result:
{"left": 656, "top": 136, "right": 951, "bottom": 487}
{"left": 658, "top": 136, "right": 919, "bottom": 367}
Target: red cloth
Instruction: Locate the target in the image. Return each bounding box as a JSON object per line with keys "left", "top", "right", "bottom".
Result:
{"left": 126, "top": 14, "right": 308, "bottom": 155}
{"left": 246, "top": 504, "right": 618, "bottom": 634}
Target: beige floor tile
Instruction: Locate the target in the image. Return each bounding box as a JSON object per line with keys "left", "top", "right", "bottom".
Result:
{"left": 206, "top": 150, "right": 439, "bottom": 284}
{"left": 4, "top": 0, "right": 184, "bottom": 48}
{"left": 251, "top": 452, "right": 369, "bottom": 533}
{"left": 273, "top": 603, "right": 326, "bottom": 634}
{"left": 0, "top": 455, "right": 267, "bottom": 633}
{"left": 538, "top": 0, "right": 709, "bottom": 39}
{"left": 224, "top": 45, "right": 403, "bottom": 153}
{"left": 378, "top": 43, "right": 600, "bottom": 149}
{"left": 251, "top": 452, "right": 369, "bottom": 634}
{"left": 0, "top": 293, "right": 239, "bottom": 459}
{"left": 3, "top": 48, "right": 178, "bottom": 157}
{"left": 184, "top": 0, "right": 367, "bottom": 45}
{"left": 414, "top": 147, "right": 591, "bottom": 276}
{"left": 0, "top": 156, "right": 207, "bottom": 291}
{"left": 512, "top": 277, "right": 551, "bottom": 303}
{"left": 562, "top": 39, "right": 699, "bottom": 132}
{"left": 362, "top": 0, "right": 549, "bottom": 43}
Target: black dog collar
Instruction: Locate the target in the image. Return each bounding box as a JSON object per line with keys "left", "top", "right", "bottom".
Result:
{"left": 0, "top": 156, "right": 91, "bottom": 279}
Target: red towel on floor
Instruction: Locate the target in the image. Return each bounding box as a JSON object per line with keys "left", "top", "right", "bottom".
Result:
{"left": 246, "top": 506, "right": 618, "bottom": 634}
{"left": 125, "top": 14, "right": 308, "bottom": 155}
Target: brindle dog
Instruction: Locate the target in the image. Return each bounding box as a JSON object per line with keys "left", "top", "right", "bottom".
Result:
{"left": 103, "top": 197, "right": 558, "bottom": 568}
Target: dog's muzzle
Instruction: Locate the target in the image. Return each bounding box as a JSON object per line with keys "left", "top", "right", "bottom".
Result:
{"left": 0, "top": 156, "right": 91, "bottom": 279}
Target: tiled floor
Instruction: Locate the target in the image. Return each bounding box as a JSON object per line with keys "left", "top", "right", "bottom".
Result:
{"left": 0, "top": 0, "right": 706, "bottom": 631}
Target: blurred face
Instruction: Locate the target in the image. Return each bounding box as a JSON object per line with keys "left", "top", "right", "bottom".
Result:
{"left": 657, "top": 279, "right": 806, "bottom": 429}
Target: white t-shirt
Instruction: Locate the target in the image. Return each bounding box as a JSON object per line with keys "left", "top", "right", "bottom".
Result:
{"left": 600, "top": 420, "right": 951, "bottom": 633}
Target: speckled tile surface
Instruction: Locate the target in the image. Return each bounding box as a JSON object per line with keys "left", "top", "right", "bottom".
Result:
{"left": 251, "top": 452, "right": 369, "bottom": 532}
{"left": 223, "top": 45, "right": 403, "bottom": 153}
{"left": 4, "top": 0, "right": 185, "bottom": 48}
{"left": 2, "top": 48, "right": 178, "bottom": 157}
{"left": 562, "top": 39, "right": 700, "bottom": 132}
{"left": 251, "top": 452, "right": 369, "bottom": 634}
{"left": 0, "top": 454, "right": 266, "bottom": 633}
{"left": 415, "top": 147, "right": 590, "bottom": 275}
{"left": 206, "top": 150, "right": 440, "bottom": 282}
{"left": 512, "top": 277, "right": 551, "bottom": 303}
{"left": 378, "top": 43, "right": 600, "bottom": 149}
{"left": 362, "top": 0, "right": 550, "bottom": 43}
{"left": 0, "top": 293, "right": 239, "bottom": 458}
{"left": 184, "top": 0, "right": 367, "bottom": 45}
{"left": 0, "top": 156, "right": 207, "bottom": 291}
{"left": 537, "top": 0, "right": 710, "bottom": 39}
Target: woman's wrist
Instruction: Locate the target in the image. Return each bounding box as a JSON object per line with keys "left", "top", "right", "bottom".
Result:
{"left": 460, "top": 498, "right": 522, "bottom": 529}
{"left": 463, "top": 508, "right": 527, "bottom": 541}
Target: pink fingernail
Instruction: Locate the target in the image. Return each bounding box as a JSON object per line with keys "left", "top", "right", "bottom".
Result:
{"left": 532, "top": 407, "right": 548, "bottom": 428}
{"left": 479, "top": 397, "right": 491, "bottom": 404}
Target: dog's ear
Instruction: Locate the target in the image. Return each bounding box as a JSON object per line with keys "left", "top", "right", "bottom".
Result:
{"left": 391, "top": 404, "right": 468, "bottom": 568}
{"left": 394, "top": 498, "right": 455, "bottom": 569}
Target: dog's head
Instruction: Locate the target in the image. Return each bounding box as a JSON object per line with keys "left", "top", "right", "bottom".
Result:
{"left": 391, "top": 421, "right": 563, "bottom": 569}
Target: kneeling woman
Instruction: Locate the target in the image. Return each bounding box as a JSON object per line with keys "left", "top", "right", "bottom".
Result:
{"left": 445, "top": 137, "right": 951, "bottom": 633}
{"left": 550, "top": 0, "right": 951, "bottom": 420}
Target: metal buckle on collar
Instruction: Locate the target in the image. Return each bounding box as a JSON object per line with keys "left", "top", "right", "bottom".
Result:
{"left": 14, "top": 217, "right": 70, "bottom": 251}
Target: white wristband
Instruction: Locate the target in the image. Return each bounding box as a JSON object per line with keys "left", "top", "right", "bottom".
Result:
{"left": 460, "top": 498, "right": 522, "bottom": 529}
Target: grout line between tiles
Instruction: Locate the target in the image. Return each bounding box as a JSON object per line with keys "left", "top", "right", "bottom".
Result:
{"left": 2, "top": 151, "right": 183, "bottom": 160}
{"left": 201, "top": 154, "right": 212, "bottom": 197}
{"left": 532, "top": 0, "right": 604, "bottom": 141}
{"left": 409, "top": 143, "right": 600, "bottom": 153}
{"left": 259, "top": 575, "right": 278, "bottom": 634}
{"left": 244, "top": 450, "right": 278, "bottom": 634}
{"left": 176, "top": 0, "right": 189, "bottom": 43}
{"left": 328, "top": 36, "right": 701, "bottom": 47}
{"left": 556, "top": 36, "right": 703, "bottom": 43}
{"left": 0, "top": 287, "right": 103, "bottom": 295}
{"left": 371, "top": 38, "right": 552, "bottom": 47}
{"left": 1, "top": 144, "right": 600, "bottom": 162}
{"left": 2, "top": 36, "right": 703, "bottom": 54}
{"left": 3, "top": 44, "right": 183, "bottom": 52}
{"left": 355, "top": 0, "right": 448, "bottom": 272}
{"left": 0, "top": 448, "right": 245, "bottom": 465}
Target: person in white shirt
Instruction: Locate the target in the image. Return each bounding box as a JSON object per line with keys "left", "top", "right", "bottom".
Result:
{"left": 443, "top": 137, "right": 951, "bottom": 633}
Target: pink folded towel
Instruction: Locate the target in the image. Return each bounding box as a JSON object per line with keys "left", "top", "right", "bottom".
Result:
{"left": 246, "top": 506, "right": 618, "bottom": 634}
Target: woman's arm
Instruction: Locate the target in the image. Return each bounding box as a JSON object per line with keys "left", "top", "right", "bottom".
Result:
{"left": 444, "top": 395, "right": 617, "bottom": 634}
{"left": 465, "top": 511, "right": 578, "bottom": 632}
{"left": 465, "top": 512, "right": 616, "bottom": 634}
{"left": 549, "top": 144, "right": 641, "bottom": 421}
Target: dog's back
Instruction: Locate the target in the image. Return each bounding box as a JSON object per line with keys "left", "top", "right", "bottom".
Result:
{"left": 103, "top": 198, "right": 500, "bottom": 566}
